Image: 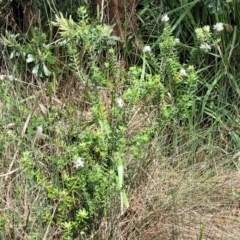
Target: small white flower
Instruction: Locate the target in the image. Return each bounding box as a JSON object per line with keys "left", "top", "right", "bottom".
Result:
{"left": 74, "top": 158, "right": 84, "bottom": 168}
{"left": 117, "top": 98, "right": 124, "bottom": 108}
{"left": 213, "top": 22, "right": 224, "bottom": 32}
{"left": 0, "top": 75, "right": 5, "bottom": 80}
{"left": 161, "top": 15, "right": 169, "bottom": 22}
{"left": 175, "top": 38, "right": 180, "bottom": 43}
{"left": 179, "top": 69, "right": 187, "bottom": 76}
{"left": 143, "top": 45, "right": 151, "bottom": 52}
{"left": 200, "top": 43, "right": 211, "bottom": 51}
{"left": 188, "top": 65, "right": 194, "bottom": 71}
{"left": 203, "top": 25, "right": 210, "bottom": 32}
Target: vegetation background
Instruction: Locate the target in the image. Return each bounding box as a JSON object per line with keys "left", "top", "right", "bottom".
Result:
{"left": 0, "top": 0, "right": 240, "bottom": 239}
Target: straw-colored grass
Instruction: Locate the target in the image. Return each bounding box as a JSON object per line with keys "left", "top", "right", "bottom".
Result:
{"left": 98, "top": 141, "right": 240, "bottom": 239}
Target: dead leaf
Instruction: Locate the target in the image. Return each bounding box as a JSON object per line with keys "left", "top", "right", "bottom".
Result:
{"left": 39, "top": 103, "right": 48, "bottom": 115}
{"left": 22, "top": 114, "right": 31, "bottom": 137}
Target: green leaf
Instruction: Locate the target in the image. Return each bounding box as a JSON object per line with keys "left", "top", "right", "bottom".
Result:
{"left": 46, "top": 56, "right": 56, "bottom": 65}
{"left": 107, "top": 35, "right": 120, "bottom": 41}
{"left": 117, "top": 164, "right": 123, "bottom": 189}
{"left": 204, "top": 0, "right": 225, "bottom": 13}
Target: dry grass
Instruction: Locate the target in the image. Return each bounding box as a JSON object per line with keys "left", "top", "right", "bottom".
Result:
{"left": 99, "top": 143, "right": 240, "bottom": 240}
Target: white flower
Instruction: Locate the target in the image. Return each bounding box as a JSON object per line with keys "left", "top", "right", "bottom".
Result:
{"left": 195, "top": 28, "right": 204, "bottom": 40}
{"left": 200, "top": 43, "right": 211, "bottom": 51}
{"left": 143, "top": 45, "right": 151, "bottom": 52}
{"left": 117, "top": 98, "right": 124, "bottom": 108}
{"left": 175, "top": 38, "right": 180, "bottom": 43}
{"left": 179, "top": 69, "right": 187, "bottom": 76}
{"left": 213, "top": 22, "right": 224, "bottom": 32}
{"left": 203, "top": 25, "right": 210, "bottom": 32}
{"left": 0, "top": 75, "right": 5, "bottom": 80}
{"left": 188, "top": 65, "right": 194, "bottom": 71}
{"left": 74, "top": 158, "right": 84, "bottom": 168}
{"left": 161, "top": 15, "right": 169, "bottom": 22}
